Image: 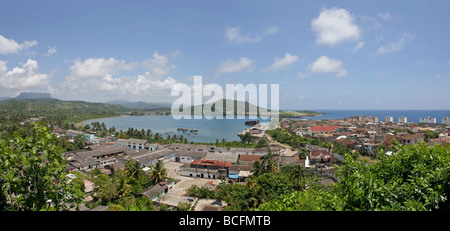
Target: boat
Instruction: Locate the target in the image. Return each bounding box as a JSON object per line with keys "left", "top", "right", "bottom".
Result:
{"left": 177, "top": 128, "right": 188, "bottom": 131}
{"left": 245, "top": 120, "right": 260, "bottom": 126}
{"left": 190, "top": 129, "right": 198, "bottom": 132}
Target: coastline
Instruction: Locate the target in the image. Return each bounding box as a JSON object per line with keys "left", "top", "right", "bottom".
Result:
{"left": 74, "top": 115, "right": 130, "bottom": 128}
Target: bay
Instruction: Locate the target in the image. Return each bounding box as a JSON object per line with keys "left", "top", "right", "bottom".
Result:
{"left": 85, "top": 115, "right": 270, "bottom": 143}
{"left": 85, "top": 110, "right": 449, "bottom": 143}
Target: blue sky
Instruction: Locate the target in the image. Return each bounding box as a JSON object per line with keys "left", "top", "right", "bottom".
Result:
{"left": 0, "top": 0, "right": 449, "bottom": 109}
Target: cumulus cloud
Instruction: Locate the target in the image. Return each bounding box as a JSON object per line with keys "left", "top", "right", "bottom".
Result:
{"left": 142, "top": 52, "right": 176, "bottom": 77}
{"left": 67, "top": 57, "right": 136, "bottom": 80}
{"left": 0, "top": 59, "right": 51, "bottom": 95}
{"left": 225, "top": 26, "right": 280, "bottom": 44}
{"left": 376, "top": 32, "right": 414, "bottom": 54}
{"left": 309, "top": 55, "right": 348, "bottom": 77}
{"left": 60, "top": 52, "right": 181, "bottom": 102}
{"left": 0, "top": 35, "right": 37, "bottom": 55}
{"left": 263, "top": 53, "right": 299, "bottom": 72}
{"left": 311, "top": 7, "right": 361, "bottom": 46}
{"left": 216, "top": 57, "right": 255, "bottom": 74}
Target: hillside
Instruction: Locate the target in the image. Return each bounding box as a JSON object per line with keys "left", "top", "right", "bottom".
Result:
{"left": 0, "top": 98, "right": 136, "bottom": 124}
{"left": 179, "top": 99, "right": 322, "bottom": 118}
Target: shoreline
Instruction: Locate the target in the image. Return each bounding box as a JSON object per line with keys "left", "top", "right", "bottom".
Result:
{"left": 74, "top": 115, "right": 130, "bottom": 128}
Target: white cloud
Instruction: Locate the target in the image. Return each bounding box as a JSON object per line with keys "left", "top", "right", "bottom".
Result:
{"left": 447, "top": 60, "right": 450, "bottom": 66}
{"left": 44, "top": 46, "right": 57, "bottom": 56}
{"left": 377, "top": 12, "right": 392, "bottom": 20}
{"left": 309, "top": 55, "right": 348, "bottom": 77}
{"left": 0, "top": 59, "right": 51, "bottom": 95}
{"left": 353, "top": 41, "right": 365, "bottom": 51}
{"left": 225, "top": 26, "right": 280, "bottom": 44}
{"left": 376, "top": 32, "right": 414, "bottom": 54}
{"left": 68, "top": 57, "right": 136, "bottom": 80}
{"left": 216, "top": 57, "right": 255, "bottom": 74}
{"left": 0, "top": 35, "right": 38, "bottom": 55}
{"left": 311, "top": 7, "right": 361, "bottom": 46}
{"left": 60, "top": 52, "right": 181, "bottom": 102}
{"left": 264, "top": 53, "right": 299, "bottom": 72}
{"left": 142, "top": 52, "right": 175, "bottom": 77}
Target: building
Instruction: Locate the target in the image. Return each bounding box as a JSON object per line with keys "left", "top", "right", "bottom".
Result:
{"left": 138, "top": 181, "right": 175, "bottom": 201}
{"left": 238, "top": 154, "right": 263, "bottom": 165}
{"left": 384, "top": 116, "right": 393, "bottom": 123}
{"left": 442, "top": 117, "right": 450, "bottom": 125}
{"left": 307, "top": 126, "right": 341, "bottom": 137}
{"left": 350, "top": 115, "right": 378, "bottom": 123}
{"left": 419, "top": 116, "right": 436, "bottom": 124}
{"left": 399, "top": 134, "right": 425, "bottom": 146}
{"left": 398, "top": 116, "right": 408, "bottom": 124}
{"left": 115, "top": 138, "right": 149, "bottom": 150}
{"left": 174, "top": 150, "right": 207, "bottom": 164}
{"left": 181, "top": 159, "right": 232, "bottom": 179}
{"left": 66, "top": 129, "right": 95, "bottom": 142}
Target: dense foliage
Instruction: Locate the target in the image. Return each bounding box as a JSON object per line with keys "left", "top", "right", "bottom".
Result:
{"left": 256, "top": 142, "right": 450, "bottom": 211}
{"left": 0, "top": 123, "right": 83, "bottom": 211}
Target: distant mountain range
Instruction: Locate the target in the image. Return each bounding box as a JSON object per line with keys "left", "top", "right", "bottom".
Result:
{"left": 105, "top": 100, "right": 171, "bottom": 110}
{"left": 0, "top": 92, "right": 52, "bottom": 102}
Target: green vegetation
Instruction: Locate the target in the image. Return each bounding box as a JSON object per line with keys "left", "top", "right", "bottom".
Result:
{"left": 0, "top": 123, "right": 83, "bottom": 211}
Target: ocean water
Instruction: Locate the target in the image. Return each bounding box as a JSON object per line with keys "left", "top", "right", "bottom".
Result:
{"left": 297, "top": 110, "right": 450, "bottom": 123}
{"left": 85, "top": 110, "right": 449, "bottom": 143}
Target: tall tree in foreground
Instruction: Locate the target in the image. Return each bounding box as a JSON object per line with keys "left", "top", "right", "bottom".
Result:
{"left": 0, "top": 122, "right": 83, "bottom": 211}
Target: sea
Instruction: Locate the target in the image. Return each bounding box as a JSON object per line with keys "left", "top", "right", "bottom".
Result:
{"left": 85, "top": 110, "right": 450, "bottom": 143}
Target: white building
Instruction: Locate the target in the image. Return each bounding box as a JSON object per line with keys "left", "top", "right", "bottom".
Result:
{"left": 419, "top": 116, "right": 436, "bottom": 123}
{"left": 442, "top": 117, "right": 450, "bottom": 125}
{"left": 384, "top": 116, "right": 393, "bottom": 123}
{"left": 398, "top": 116, "right": 407, "bottom": 124}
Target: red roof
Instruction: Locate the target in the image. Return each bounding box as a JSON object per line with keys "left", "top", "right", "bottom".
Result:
{"left": 239, "top": 154, "right": 263, "bottom": 162}
{"left": 191, "top": 159, "right": 232, "bottom": 168}
{"left": 310, "top": 126, "right": 340, "bottom": 132}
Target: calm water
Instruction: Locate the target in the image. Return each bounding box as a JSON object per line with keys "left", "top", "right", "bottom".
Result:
{"left": 297, "top": 110, "right": 450, "bottom": 123}
{"left": 85, "top": 110, "right": 450, "bottom": 143}
{"left": 85, "top": 116, "right": 270, "bottom": 143}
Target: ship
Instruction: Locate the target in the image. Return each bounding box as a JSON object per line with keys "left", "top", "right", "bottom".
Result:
{"left": 245, "top": 120, "right": 259, "bottom": 126}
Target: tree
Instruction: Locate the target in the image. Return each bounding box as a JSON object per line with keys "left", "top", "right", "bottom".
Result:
{"left": 150, "top": 160, "right": 167, "bottom": 184}
{"left": 260, "top": 148, "right": 280, "bottom": 174}
{"left": 335, "top": 143, "right": 450, "bottom": 211}
{"left": 0, "top": 122, "right": 83, "bottom": 211}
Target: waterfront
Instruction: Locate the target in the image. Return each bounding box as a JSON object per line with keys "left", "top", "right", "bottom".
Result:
{"left": 84, "top": 110, "right": 449, "bottom": 143}
{"left": 295, "top": 109, "right": 450, "bottom": 123}
{"left": 85, "top": 116, "right": 271, "bottom": 143}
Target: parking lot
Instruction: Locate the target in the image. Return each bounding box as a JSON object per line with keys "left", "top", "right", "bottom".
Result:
{"left": 157, "top": 161, "right": 223, "bottom": 208}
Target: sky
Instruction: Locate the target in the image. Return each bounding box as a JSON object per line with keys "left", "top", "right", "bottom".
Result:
{"left": 0, "top": 0, "right": 449, "bottom": 110}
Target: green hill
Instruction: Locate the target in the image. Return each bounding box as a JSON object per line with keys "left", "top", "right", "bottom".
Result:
{"left": 0, "top": 98, "right": 137, "bottom": 124}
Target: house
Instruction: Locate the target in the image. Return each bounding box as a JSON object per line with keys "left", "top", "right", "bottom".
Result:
{"left": 399, "top": 134, "right": 425, "bottom": 146}
{"left": 229, "top": 165, "right": 253, "bottom": 182}
{"left": 249, "top": 127, "right": 262, "bottom": 135}
{"left": 238, "top": 154, "right": 263, "bottom": 165}
{"left": 66, "top": 129, "right": 95, "bottom": 142}
{"left": 138, "top": 180, "right": 175, "bottom": 201}
{"left": 307, "top": 126, "right": 340, "bottom": 137}
{"left": 310, "top": 150, "right": 336, "bottom": 165}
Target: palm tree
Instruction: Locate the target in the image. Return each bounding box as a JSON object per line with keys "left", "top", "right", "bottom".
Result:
{"left": 124, "top": 158, "right": 144, "bottom": 180}
{"left": 150, "top": 160, "right": 167, "bottom": 184}
{"left": 260, "top": 148, "right": 280, "bottom": 174}
{"left": 251, "top": 161, "right": 263, "bottom": 177}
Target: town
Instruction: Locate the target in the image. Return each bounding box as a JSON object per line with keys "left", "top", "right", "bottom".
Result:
{"left": 46, "top": 114, "right": 450, "bottom": 211}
